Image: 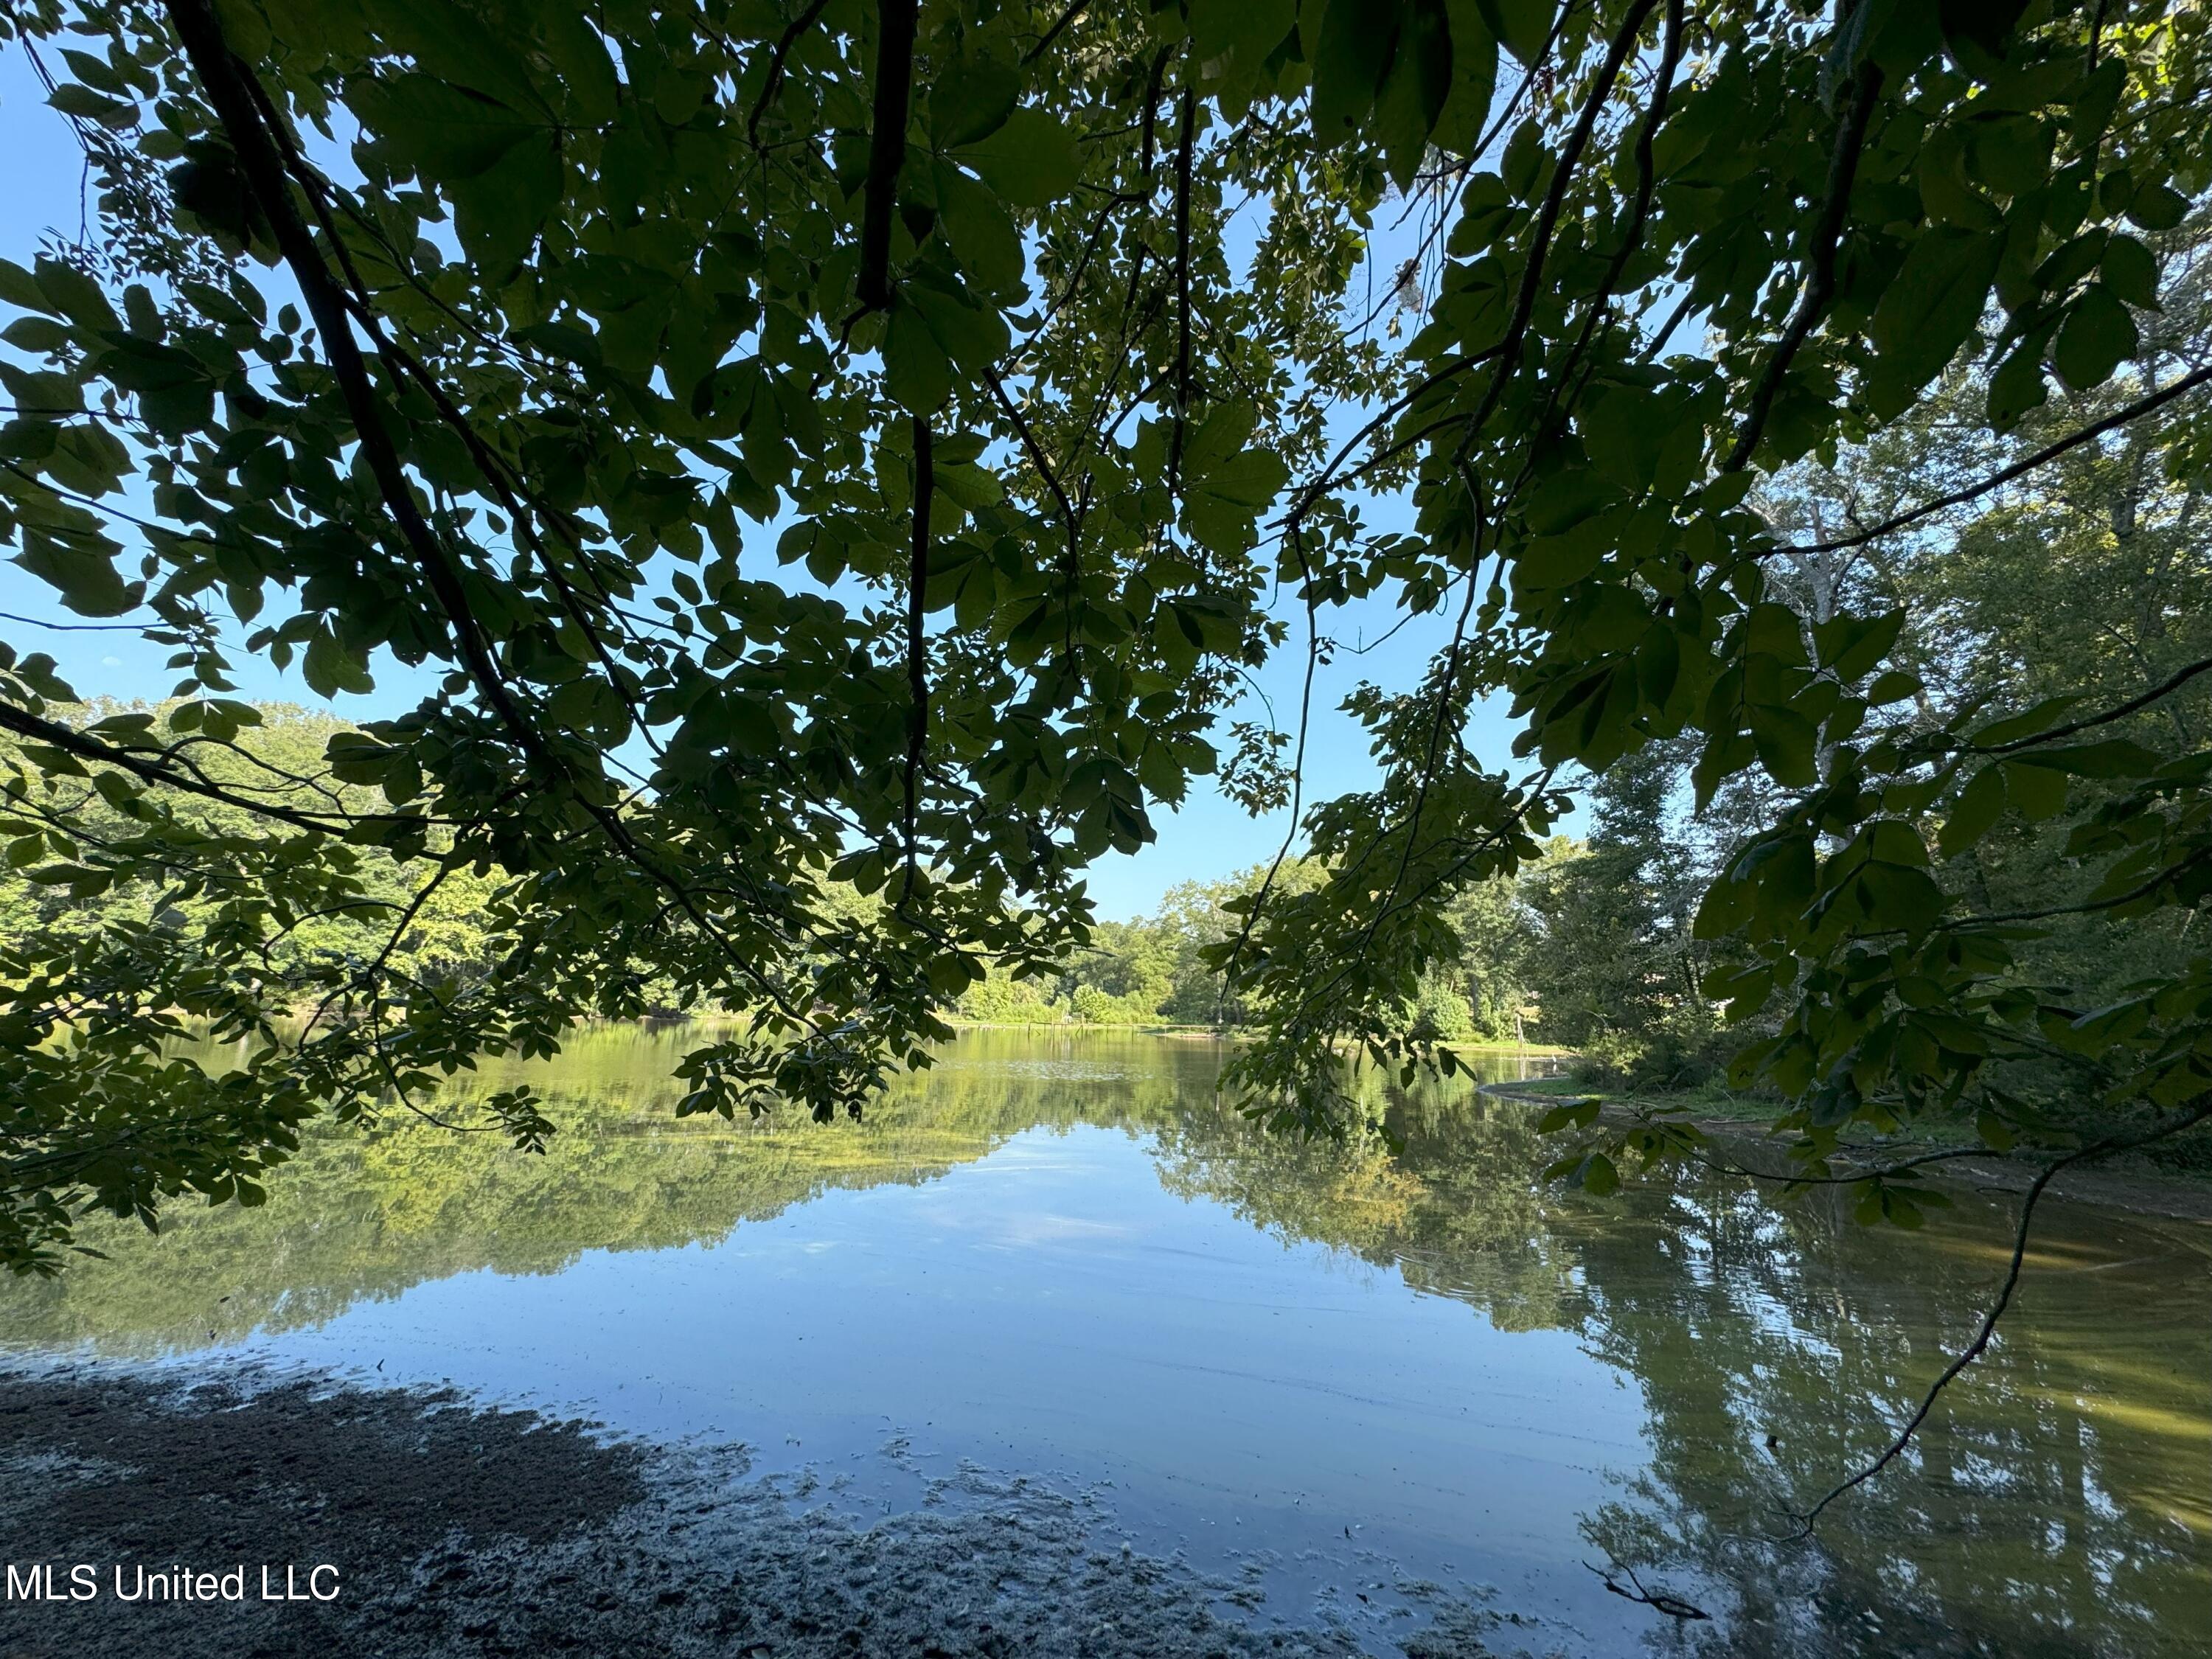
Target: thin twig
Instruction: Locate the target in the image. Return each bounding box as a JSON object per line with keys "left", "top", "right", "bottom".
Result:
{"left": 1585, "top": 1561, "right": 1710, "bottom": 1622}
{"left": 1770, "top": 365, "right": 2212, "bottom": 554}
{"left": 1021, "top": 0, "right": 1090, "bottom": 65}
{"left": 1980, "top": 655, "right": 2212, "bottom": 754}
{"left": 902, "top": 412, "right": 933, "bottom": 902}
{"left": 748, "top": 0, "right": 832, "bottom": 146}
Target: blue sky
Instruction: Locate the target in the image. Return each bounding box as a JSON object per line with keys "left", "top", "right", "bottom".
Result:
{"left": 0, "top": 43, "right": 1551, "bottom": 921}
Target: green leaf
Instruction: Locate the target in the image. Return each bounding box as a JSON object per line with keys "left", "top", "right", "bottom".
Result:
{"left": 13, "top": 533, "right": 134, "bottom": 617}
{"left": 1812, "top": 611, "right": 1905, "bottom": 681}
{"left": 0, "top": 256, "right": 47, "bottom": 312}
{"left": 1500, "top": 117, "right": 1545, "bottom": 200}
{"left": 453, "top": 135, "right": 561, "bottom": 271}
{"left": 1964, "top": 112, "right": 2048, "bottom": 197}
{"left": 2000, "top": 758, "right": 2067, "bottom": 821}
{"left": 1311, "top": 0, "right": 1398, "bottom": 145}
{"left": 33, "top": 256, "right": 116, "bottom": 328}
{"left": 1938, "top": 763, "right": 2006, "bottom": 858}
{"left": 538, "top": 7, "right": 620, "bottom": 125}
{"left": 1475, "top": 0, "right": 1554, "bottom": 65}
{"left": 958, "top": 108, "right": 1079, "bottom": 206}
{"left": 1868, "top": 226, "right": 2003, "bottom": 392}
{"left": 1189, "top": 0, "right": 1297, "bottom": 63}
{"left": 2124, "top": 181, "right": 2188, "bottom": 232}
{"left": 49, "top": 83, "right": 137, "bottom": 128}
{"left": 1938, "top": 0, "right": 2028, "bottom": 61}
{"left": 2006, "top": 739, "right": 2163, "bottom": 778}
{"left": 1747, "top": 703, "right": 1819, "bottom": 787}
{"left": 905, "top": 274, "right": 1012, "bottom": 372}
{"left": 1972, "top": 695, "right": 2077, "bottom": 745}
{"left": 1193, "top": 448, "right": 1290, "bottom": 510}
{"left": 2051, "top": 284, "right": 2137, "bottom": 392}
{"left": 882, "top": 299, "right": 950, "bottom": 414}
{"left": 933, "top": 163, "right": 1026, "bottom": 295}
{"left": 1986, "top": 341, "right": 2048, "bottom": 432}
{"left": 931, "top": 58, "right": 1019, "bottom": 150}
{"left": 1536, "top": 1098, "right": 1601, "bottom": 1133}
{"left": 355, "top": 72, "right": 538, "bottom": 179}
{"left": 2097, "top": 235, "right": 2159, "bottom": 309}
{"left": 1742, "top": 602, "right": 1809, "bottom": 667}
{"left": 1522, "top": 467, "right": 1621, "bottom": 535}
{"left": 302, "top": 628, "right": 374, "bottom": 697}
{"left": 1578, "top": 387, "right": 1664, "bottom": 490}
{"left": 1374, "top": 0, "right": 1453, "bottom": 192}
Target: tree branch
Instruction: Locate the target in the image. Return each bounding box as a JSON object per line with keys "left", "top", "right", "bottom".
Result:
{"left": 856, "top": 0, "right": 919, "bottom": 313}
{"left": 1164, "top": 87, "right": 1198, "bottom": 508}
{"left": 1021, "top": 0, "right": 1090, "bottom": 66}
{"left": 748, "top": 0, "right": 833, "bottom": 147}
{"left": 0, "top": 698, "right": 397, "bottom": 836}
{"left": 1769, "top": 364, "right": 2212, "bottom": 554}
{"left": 166, "top": 0, "right": 816, "bottom": 1029}
{"left": 1447, "top": 0, "right": 1665, "bottom": 466}
{"left": 1725, "top": 58, "right": 1883, "bottom": 473}
{"left": 902, "top": 412, "right": 933, "bottom": 899}
{"left": 1540, "top": 0, "right": 1685, "bottom": 435}
{"left": 1981, "top": 655, "right": 2212, "bottom": 754}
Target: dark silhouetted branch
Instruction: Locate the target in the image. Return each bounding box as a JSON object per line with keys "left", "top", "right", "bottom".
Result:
{"left": 1771, "top": 364, "right": 2212, "bottom": 553}
{"left": 1165, "top": 87, "right": 1197, "bottom": 507}
{"left": 903, "top": 412, "right": 933, "bottom": 897}
{"left": 1725, "top": 59, "right": 1883, "bottom": 473}
{"left": 857, "top": 0, "right": 919, "bottom": 313}
{"left": 748, "top": 0, "right": 832, "bottom": 145}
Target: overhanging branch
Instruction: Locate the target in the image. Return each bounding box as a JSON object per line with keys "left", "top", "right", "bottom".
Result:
{"left": 856, "top": 0, "right": 919, "bottom": 313}
{"left": 1725, "top": 58, "right": 1884, "bottom": 473}
{"left": 902, "top": 412, "right": 933, "bottom": 899}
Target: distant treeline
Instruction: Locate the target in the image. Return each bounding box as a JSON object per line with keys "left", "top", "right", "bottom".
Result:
{"left": 959, "top": 860, "right": 1543, "bottom": 1044}
{"left": 0, "top": 698, "right": 1891, "bottom": 1076}
{"left": 0, "top": 703, "right": 1585, "bottom": 1051}
{"left": 14, "top": 631, "right": 2203, "bottom": 1106}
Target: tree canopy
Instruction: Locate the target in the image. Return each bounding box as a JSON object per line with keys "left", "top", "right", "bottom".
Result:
{"left": 1, "top": 0, "right": 2209, "bottom": 1269}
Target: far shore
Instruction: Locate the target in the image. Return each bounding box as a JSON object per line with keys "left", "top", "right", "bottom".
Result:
{"left": 1479, "top": 1079, "right": 2212, "bottom": 1222}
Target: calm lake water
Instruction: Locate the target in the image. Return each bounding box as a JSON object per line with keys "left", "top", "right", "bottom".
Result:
{"left": 1, "top": 1029, "right": 2205, "bottom": 1656}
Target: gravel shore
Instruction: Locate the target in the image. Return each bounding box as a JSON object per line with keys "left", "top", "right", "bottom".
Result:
{"left": 0, "top": 1364, "right": 1506, "bottom": 1659}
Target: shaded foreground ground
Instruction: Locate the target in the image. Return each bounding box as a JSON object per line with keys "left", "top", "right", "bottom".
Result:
{"left": 0, "top": 1365, "right": 1509, "bottom": 1659}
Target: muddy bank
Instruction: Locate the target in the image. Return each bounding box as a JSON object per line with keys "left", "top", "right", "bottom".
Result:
{"left": 1479, "top": 1083, "right": 2212, "bottom": 1222}
{"left": 0, "top": 1365, "right": 1512, "bottom": 1659}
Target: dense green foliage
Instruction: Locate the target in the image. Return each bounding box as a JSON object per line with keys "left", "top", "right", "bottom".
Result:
{"left": 0, "top": 0, "right": 2208, "bottom": 1267}
{"left": 961, "top": 854, "right": 1537, "bottom": 1035}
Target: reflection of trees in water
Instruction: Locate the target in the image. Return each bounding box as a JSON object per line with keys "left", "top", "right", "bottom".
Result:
{"left": 3, "top": 1031, "right": 2202, "bottom": 1655}
{"left": 1152, "top": 1083, "right": 1587, "bottom": 1336}
{"left": 1144, "top": 1071, "right": 2208, "bottom": 1658}
{"left": 0, "top": 1028, "right": 1203, "bottom": 1352}
{"left": 1567, "top": 1183, "right": 2211, "bottom": 1658}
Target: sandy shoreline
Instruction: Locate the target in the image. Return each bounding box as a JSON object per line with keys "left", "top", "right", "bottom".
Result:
{"left": 0, "top": 1363, "right": 1508, "bottom": 1659}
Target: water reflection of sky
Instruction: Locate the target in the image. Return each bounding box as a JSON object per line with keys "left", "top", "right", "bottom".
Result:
{"left": 1, "top": 1032, "right": 2205, "bottom": 1658}
{"left": 221, "top": 1123, "right": 1641, "bottom": 1647}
